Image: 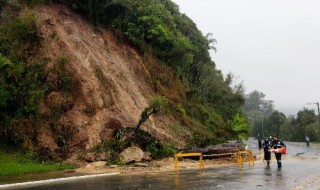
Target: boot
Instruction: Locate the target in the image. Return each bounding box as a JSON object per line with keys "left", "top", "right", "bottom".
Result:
{"left": 277, "top": 161, "right": 282, "bottom": 168}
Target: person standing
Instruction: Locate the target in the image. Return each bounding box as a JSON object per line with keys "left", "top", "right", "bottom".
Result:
{"left": 305, "top": 136, "right": 310, "bottom": 146}
{"left": 258, "top": 136, "right": 262, "bottom": 150}
{"left": 264, "top": 136, "right": 272, "bottom": 166}
{"left": 272, "top": 136, "right": 286, "bottom": 168}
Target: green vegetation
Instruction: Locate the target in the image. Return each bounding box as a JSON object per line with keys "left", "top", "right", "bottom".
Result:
{"left": 244, "top": 90, "right": 320, "bottom": 142}
{"left": 46, "top": 54, "right": 75, "bottom": 94}
{"left": 0, "top": 5, "right": 77, "bottom": 149}
{"left": 0, "top": 8, "right": 45, "bottom": 146}
{"left": 231, "top": 113, "right": 250, "bottom": 140}
{"left": 0, "top": 9, "right": 40, "bottom": 62}
{"left": 281, "top": 108, "right": 319, "bottom": 142}
{"left": 0, "top": 147, "right": 74, "bottom": 176}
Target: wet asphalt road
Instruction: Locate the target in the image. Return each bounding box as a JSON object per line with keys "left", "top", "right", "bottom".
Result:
{"left": 12, "top": 139, "right": 320, "bottom": 190}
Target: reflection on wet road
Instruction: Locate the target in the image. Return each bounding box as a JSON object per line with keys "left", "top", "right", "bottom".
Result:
{"left": 15, "top": 140, "right": 320, "bottom": 190}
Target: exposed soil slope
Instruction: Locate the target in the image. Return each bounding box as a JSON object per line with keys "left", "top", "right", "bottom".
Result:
{"left": 33, "top": 4, "right": 180, "bottom": 156}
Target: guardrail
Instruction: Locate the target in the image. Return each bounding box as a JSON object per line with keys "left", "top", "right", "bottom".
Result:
{"left": 174, "top": 153, "right": 204, "bottom": 172}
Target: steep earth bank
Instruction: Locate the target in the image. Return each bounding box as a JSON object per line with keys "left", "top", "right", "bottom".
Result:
{"left": 32, "top": 4, "right": 186, "bottom": 161}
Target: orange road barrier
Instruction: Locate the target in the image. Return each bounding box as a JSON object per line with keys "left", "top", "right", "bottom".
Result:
{"left": 236, "top": 150, "right": 254, "bottom": 167}
{"left": 174, "top": 153, "right": 204, "bottom": 172}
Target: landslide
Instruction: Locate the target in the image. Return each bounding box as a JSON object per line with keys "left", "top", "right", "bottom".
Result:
{"left": 31, "top": 4, "right": 190, "bottom": 158}
{"left": 0, "top": 0, "right": 248, "bottom": 164}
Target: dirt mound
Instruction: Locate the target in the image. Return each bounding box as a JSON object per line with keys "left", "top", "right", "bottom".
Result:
{"left": 33, "top": 4, "right": 177, "bottom": 156}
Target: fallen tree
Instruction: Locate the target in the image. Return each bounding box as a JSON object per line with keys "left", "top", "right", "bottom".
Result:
{"left": 181, "top": 141, "right": 245, "bottom": 155}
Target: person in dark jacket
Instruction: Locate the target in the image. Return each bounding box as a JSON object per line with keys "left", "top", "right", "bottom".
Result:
{"left": 272, "top": 136, "right": 286, "bottom": 168}
{"left": 258, "top": 136, "right": 262, "bottom": 150}
{"left": 264, "top": 136, "right": 272, "bottom": 166}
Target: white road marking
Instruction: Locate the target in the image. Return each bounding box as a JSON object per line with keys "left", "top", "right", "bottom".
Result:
{"left": 0, "top": 173, "right": 119, "bottom": 189}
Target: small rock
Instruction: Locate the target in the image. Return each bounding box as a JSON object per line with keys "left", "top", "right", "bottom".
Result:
{"left": 85, "top": 152, "right": 94, "bottom": 162}
{"left": 143, "top": 151, "right": 152, "bottom": 161}
{"left": 92, "top": 161, "right": 105, "bottom": 168}
{"left": 45, "top": 18, "right": 55, "bottom": 26}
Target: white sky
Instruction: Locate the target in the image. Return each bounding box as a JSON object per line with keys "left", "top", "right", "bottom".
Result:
{"left": 173, "top": 0, "right": 320, "bottom": 116}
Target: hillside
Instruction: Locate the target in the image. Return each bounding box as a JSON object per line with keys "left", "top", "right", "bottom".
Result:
{"left": 0, "top": 1, "right": 249, "bottom": 164}
{"left": 35, "top": 4, "right": 188, "bottom": 157}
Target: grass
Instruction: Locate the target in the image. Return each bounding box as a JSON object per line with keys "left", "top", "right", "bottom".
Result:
{"left": 0, "top": 148, "right": 75, "bottom": 176}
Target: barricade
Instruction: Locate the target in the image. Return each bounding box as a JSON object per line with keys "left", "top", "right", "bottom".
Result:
{"left": 174, "top": 153, "right": 204, "bottom": 172}
{"left": 236, "top": 150, "right": 254, "bottom": 166}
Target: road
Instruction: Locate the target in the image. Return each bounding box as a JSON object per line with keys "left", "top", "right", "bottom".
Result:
{"left": 11, "top": 139, "right": 320, "bottom": 190}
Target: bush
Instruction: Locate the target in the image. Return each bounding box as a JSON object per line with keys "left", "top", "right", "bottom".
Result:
{"left": 57, "top": 55, "right": 70, "bottom": 66}
{"left": 115, "top": 127, "right": 175, "bottom": 159}
{"left": 58, "top": 76, "right": 71, "bottom": 92}
{"left": 90, "top": 139, "right": 125, "bottom": 165}
{"left": 0, "top": 54, "right": 45, "bottom": 146}
{"left": 176, "top": 104, "right": 186, "bottom": 117}
{"left": 92, "top": 139, "right": 124, "bottom": 155}
{"left": 0, "top": 10, "right": 41, "bottom": 61}
{"left": 147, "top": 141, "right": 174, "bottom": 159}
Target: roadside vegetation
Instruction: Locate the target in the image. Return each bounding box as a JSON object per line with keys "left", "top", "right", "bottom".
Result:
{"left": 0, "top": 6, "right": 45, "bottom": 146}
{"left": 0, "top": 146, "right": 74, "bottom": 176}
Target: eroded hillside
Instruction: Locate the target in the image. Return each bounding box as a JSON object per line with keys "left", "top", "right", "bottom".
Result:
{"left": 33, "top": 4, "right": 184, "bottom": 157}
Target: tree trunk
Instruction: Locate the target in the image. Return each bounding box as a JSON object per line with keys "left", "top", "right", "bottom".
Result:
{"left": 182, "top": 141, "right": 244, "bottom": 155}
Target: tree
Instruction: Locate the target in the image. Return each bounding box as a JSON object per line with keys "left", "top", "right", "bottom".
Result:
{"left": 243, "top": 90, "right": 275, "bottom": 137}
{"left": 264, "top": 110, "right": 286, "bottom": 137}
{"left": 305, "top": 123, "right": 319, "bottom": 142}
{"left": 279, "top": 116, "right": 294, "bottom": 140}
{"left": 243, "top": 90, "right": 274, "bottom": 115}
{"left": 231, "top": 113, "right": 250, "bottom": 140}
{"left": 135, "top": 96, "right": 169, "bottom": 130}
{"left": 294, "top": 108, "right": 316, "bottom": 141}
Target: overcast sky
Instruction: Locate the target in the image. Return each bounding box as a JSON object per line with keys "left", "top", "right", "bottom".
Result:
{"left": 173, "top": 0, "right": 320, "bottom": 116}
